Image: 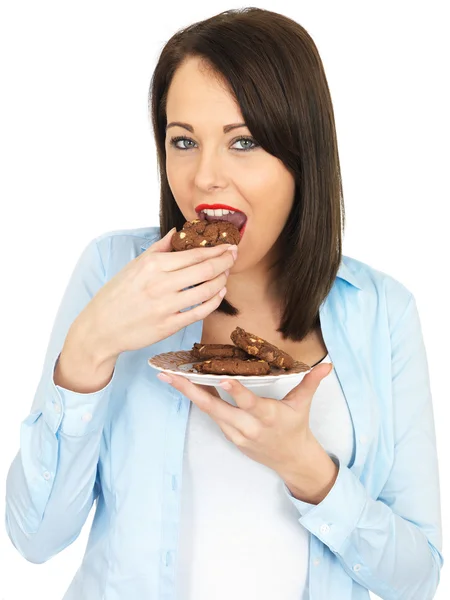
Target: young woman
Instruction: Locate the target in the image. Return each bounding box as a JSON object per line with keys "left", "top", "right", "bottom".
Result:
{"left": 5, "top": 7, "right": 443, "bottom": 600}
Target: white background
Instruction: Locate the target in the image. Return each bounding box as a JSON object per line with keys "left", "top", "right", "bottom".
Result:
{"left": 0, "top": 1, "right": 448, "bottom": 598}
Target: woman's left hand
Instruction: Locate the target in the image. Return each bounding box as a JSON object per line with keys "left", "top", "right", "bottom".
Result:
{"left": 157, "top": 361, "right": 338, "bottom": 504}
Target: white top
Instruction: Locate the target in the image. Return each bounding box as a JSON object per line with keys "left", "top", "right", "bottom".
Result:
{"left": 175, "top": 355, "right": 355, "bottom": 599}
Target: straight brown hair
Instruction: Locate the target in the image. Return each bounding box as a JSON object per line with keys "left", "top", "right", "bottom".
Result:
{"left": 148, "top": 7, "right": 345, "bottom": 342}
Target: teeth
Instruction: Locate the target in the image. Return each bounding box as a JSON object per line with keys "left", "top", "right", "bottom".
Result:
{"left": 201, "top": 208, "right": 236, "bottom": 216}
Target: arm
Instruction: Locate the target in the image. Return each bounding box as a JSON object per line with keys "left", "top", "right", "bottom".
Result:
{"left": 284, "top": 293, "right": 444, "bottom": 599}
{"left": 5, "top": 238, "right": 116, "bottom": 563}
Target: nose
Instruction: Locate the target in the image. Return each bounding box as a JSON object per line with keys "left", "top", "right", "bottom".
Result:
{"left": 193, "top": 149, "right": 228, "bottom": 192}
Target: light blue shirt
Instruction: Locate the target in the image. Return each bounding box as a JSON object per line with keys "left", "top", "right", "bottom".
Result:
{"left": 5, "top": 226, "right": 444, "bottom": 599}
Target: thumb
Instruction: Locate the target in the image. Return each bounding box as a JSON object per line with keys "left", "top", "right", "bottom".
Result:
{"left": 283, "top": 362, "right": 333, "bottom": 407}
{"left": 149, "top": 227, "right": 177, "bottom": 253}
{"left": 302, "top": 362, "right": 334, "bottom": 393}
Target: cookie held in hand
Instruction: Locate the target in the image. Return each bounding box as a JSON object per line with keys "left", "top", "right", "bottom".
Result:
{"left": 171, "top": 219, "right": 240, "bottom": 251}
{"left": 230, "top": 326, "right": 295, "bottom": 370}
{"left": 193, "top": 358, "right": 271, "bottom": 376}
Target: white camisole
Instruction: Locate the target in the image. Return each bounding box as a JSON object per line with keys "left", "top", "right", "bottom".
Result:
{"left": 175, "top": 355, "right": 355, "bottom": 599}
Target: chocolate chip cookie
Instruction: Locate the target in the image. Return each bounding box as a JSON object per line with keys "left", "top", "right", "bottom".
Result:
{"left": 171, "top": 219, "right": 240, "bottom": 251}
{"left": 192, "top": 343, "right": 249, "bottom": 360}
{"left": 193, "top": 358, "right": 271, "bottom": 376}
{"left": 230, "top": 326, "right": 295, "bottom": 370}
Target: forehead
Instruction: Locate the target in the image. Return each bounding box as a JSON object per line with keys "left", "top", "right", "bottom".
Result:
{"left": 166, "top": 57, "right": 243, "bottom": 123}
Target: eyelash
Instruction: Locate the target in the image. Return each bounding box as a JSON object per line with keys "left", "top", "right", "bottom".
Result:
{"left": 169, "top": 135, "right": 259, "bottom": 152}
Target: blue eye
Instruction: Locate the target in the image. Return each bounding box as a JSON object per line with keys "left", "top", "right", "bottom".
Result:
{"left": 169, "top": 135, "right": 259, "bottom": 152}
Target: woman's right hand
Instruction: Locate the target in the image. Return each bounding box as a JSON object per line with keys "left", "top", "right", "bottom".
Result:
{"left": 70, "top": 228, "right": 238, "bottom": 362}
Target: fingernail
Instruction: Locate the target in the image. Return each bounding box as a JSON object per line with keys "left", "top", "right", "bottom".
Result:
{"left": 227, "top": 245, "right": 238, "bottom": 259}
{"left": 158, "top": 372, "right": 173, "bottom": 384}
{"left": 219, "top": 381, "right": 232, "bottom": 390}
{"left": 224, "top": 269, "right": 230, "bottom": 277}
{"left": 219, "top": 287, "right": 227, "bottom": 298}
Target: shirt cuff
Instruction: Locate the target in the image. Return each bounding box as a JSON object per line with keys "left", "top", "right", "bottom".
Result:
{"left": 284, "top": 454, "right": 368, "bottom": 554}
{"left": 42, "top": 352, "right": 116, "bottom": 436}
{"left": 283, "top": 481, "right": 316, "bottom": 515}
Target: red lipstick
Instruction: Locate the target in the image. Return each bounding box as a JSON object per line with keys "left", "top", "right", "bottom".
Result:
{"left": 195, "top": 203, "right": 248, "bottom": 239}
{"left": 195, "top": 203, "right": 245, "bottom": 214}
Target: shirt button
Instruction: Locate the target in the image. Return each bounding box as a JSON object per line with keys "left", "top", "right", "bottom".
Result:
{"left": 319, "top": 524, "right": 330, "bottom": 534}
{"left": 82, "top": 412, "right": 93, "bottom": 422}
{"left": 54, "top": 403, "right": 61, "bottom": 413}
{"left": 313, "top": 558, "right": 321, "bottom": 566}
{"left": 353, "top": 564, "right": 362, "bottom": 572}
{"left": 43, "top": 471, "right": 51, "bottom": 480}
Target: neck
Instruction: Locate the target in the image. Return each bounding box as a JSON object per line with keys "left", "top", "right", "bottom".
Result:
{"left": 225, "top": 257, "right": 282, "bottom": 319}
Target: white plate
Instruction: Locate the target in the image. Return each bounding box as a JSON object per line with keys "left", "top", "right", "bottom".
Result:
{"left": 148, "top": 350, "right": 311, "bottom": 388}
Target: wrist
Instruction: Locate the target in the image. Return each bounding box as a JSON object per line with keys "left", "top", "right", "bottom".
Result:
{"left": 280, "top": 437, "right": 339, "bottom": 505}
{"left": 55, "top": 323, "right": 118, "bottom": 394}
{"left": 68, "top": 315, "right": 118, "bottom": 366}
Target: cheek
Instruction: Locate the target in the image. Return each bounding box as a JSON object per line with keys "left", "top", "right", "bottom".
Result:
{"left": 233, "top": 172, "right": 294, "bottom": 267}
{"left": 166, "top": 161, "right": 193, "bottom": 216}
{"left": 247, "top": 170, "right": 294, "bottom": 235}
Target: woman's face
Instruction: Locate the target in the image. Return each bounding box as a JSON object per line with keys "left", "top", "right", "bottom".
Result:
{"left": 165, "top": 56, "right": 295, "bottom": 274}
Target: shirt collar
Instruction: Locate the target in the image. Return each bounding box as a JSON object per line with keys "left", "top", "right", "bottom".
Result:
{"left": 139, "top": 240, "right": 362, "bottom": 290}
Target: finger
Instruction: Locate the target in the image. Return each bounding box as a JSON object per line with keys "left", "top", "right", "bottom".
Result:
{"left": 219, "top": 421, "right": 246, "bottom": 446}
{"left": 168, "top": 270, "right": 228, "bottom": 313}
{"left": 168, "top": 248, "right": 236, "bottom": 293}
{"left": 218, "top": 379, "right": 274, "bottom": 423}
{"left": 159, "top": 372, "right": 253, "bottom": 430}
{"left": 160, "top": 243, "right": 237, "bottom": 272}
{"left": 168, "top": 284, "right": 228, "bottom": 329}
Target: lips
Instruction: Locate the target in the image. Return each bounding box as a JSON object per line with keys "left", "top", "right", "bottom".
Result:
{"left": 195, "top": 203, "right": 248, "bottom": 232}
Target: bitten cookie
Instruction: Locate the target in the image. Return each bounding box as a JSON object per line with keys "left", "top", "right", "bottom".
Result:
{"left": 171, "top": 219, "right": 240, "bottom": 251}
{"left": 192, "top": 343, "right": 249, "bottom": 360}
{"left": 230, "top": 326, "right": 295, "bottom": 370}
{"left": 193, "top": 358, "right": 271, "bottom": 376}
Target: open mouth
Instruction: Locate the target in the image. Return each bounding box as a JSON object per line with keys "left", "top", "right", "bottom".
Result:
{"left": 195, "top": 204, "right": 248, "bottom": 236}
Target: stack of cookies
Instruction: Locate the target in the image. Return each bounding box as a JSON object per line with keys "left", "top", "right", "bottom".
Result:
{"left": 191, "top": 327, "right": 295, "bottom": 376}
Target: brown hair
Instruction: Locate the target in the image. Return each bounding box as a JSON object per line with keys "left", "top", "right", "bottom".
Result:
{"left": 148, "top": 7, "right": 345, "bottom": 342}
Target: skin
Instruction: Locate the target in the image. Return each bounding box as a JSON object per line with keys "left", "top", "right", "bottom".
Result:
{"left": 161, "top": 56, "right": 338, "bottom": 504}
{"left": 158, "top": 363, "right": 338, "bottom": 504}
{"left": 164, "top": 55, "right": 296, "bottom": 312}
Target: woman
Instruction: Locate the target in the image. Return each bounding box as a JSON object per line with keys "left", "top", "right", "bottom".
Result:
{"left": 5, "top": 7, "right": 443, "bottom": 600}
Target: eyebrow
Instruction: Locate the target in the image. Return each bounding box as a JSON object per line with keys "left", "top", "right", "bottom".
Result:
{"left": 165, "top": 122, "right": 247, "bottom": 134}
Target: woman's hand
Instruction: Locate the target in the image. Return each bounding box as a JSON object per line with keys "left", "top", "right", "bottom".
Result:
{"left": 70, "top": 228, "right": 238, "bottom": 362}
{"left": 157, "top": 361, "right": 338, "bottom": 504}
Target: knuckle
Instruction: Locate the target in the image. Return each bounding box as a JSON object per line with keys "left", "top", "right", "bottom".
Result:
{"left": 202, "top": 259, "right": 217, "bottom": 280}
{"left": 232, "top": 433, "right": 247, "bottom": 447}
{"left": 189, "top": 304, "right": 205, "bottom": 321}
{"left": 194, "top": 247, "right": 208, "bottom": 261}
{"left": 226, "top": 253, "right": 235, "bottom": 268}
{"left": 204, "top": 281, "right": 218, "bottom": 300}
{"left": 198, "top": 280, "right": 219, "bottom": 303}
{"left": 261, "top": 406, "right": 276, "bottom": 426}
{"left": 222, "top": 429, "right": 232, "bottom": 442}
{"left": 144, "top": 253, "right": 160, "bottom": 274}
{"left": 243, "top": 423, "right": 261, "bottom": 441}
{"left": 202, "top": 400, "right": 213, "bottom": 415}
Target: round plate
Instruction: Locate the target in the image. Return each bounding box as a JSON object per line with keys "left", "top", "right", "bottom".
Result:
{"left": 148, "top": 350, "right": 311, "bottom": 388}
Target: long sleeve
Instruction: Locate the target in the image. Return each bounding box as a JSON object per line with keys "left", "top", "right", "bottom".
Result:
{"left": 284, "top": 293, "right": 444, "bottom": 599}
{"left": 5, "top": 237, "right": 116, "bottom": 564}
